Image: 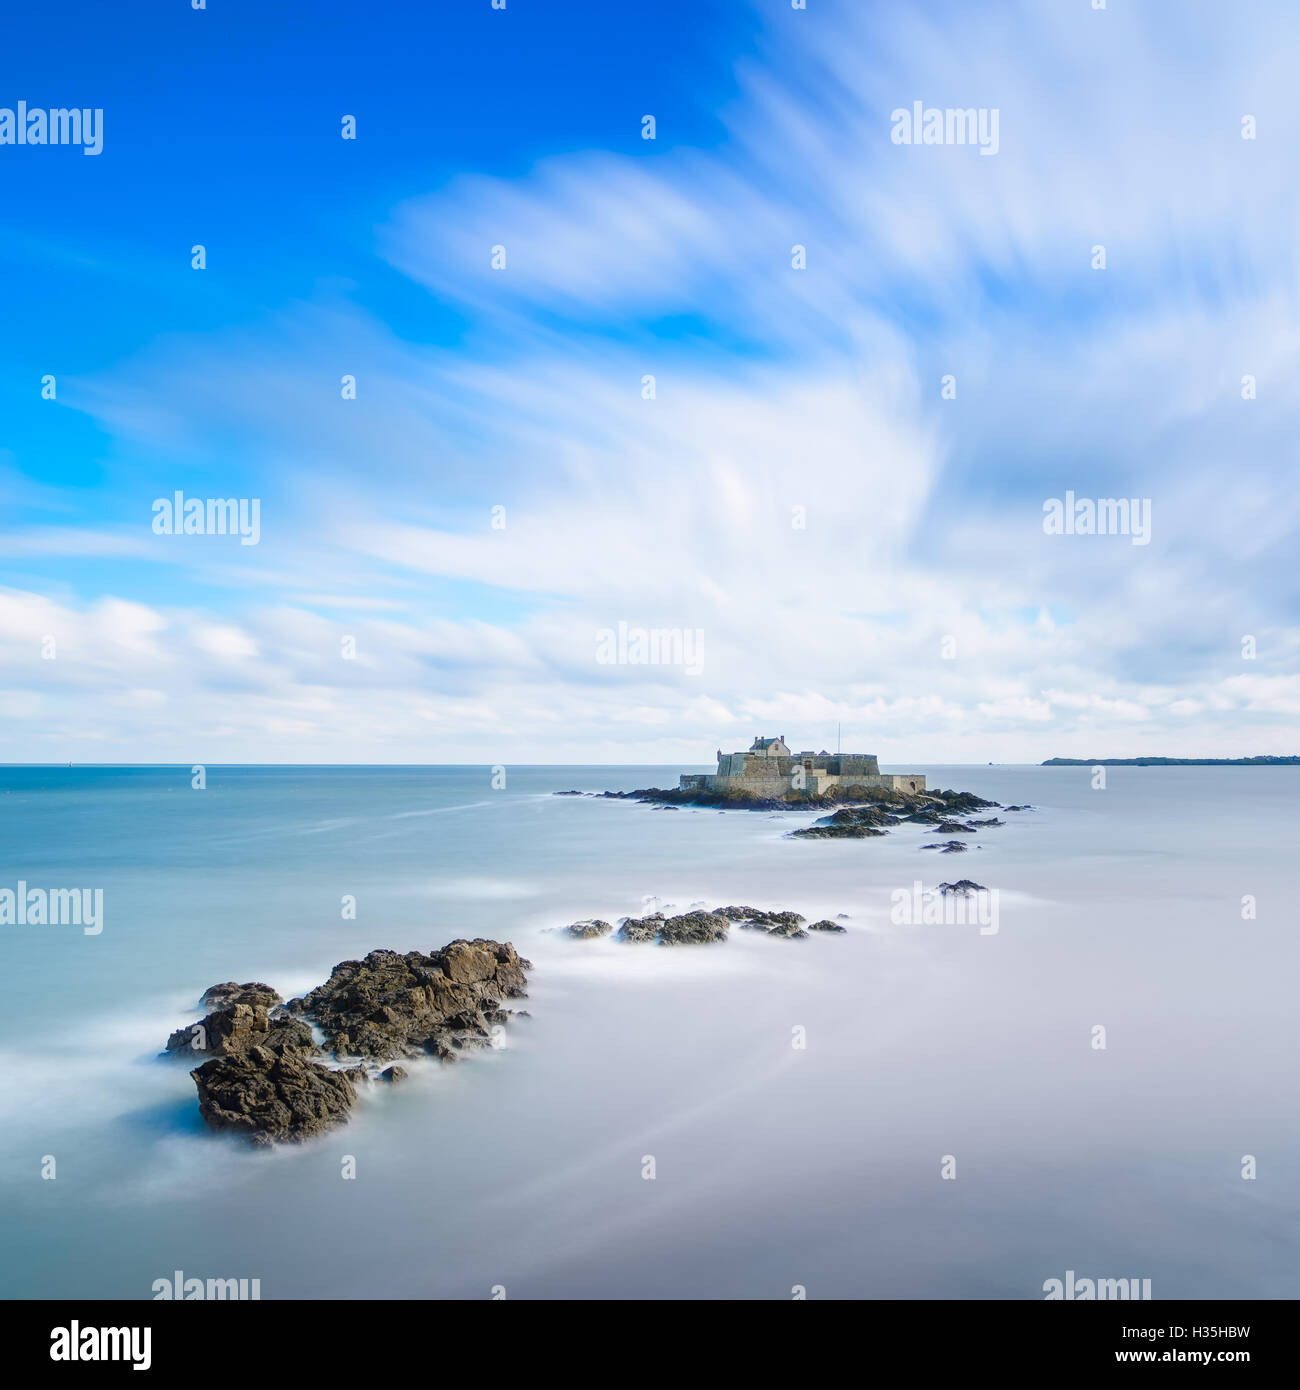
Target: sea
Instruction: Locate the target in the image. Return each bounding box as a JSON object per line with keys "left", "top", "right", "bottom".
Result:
{"left": 0, "top": 763, "right": 1295, "bottom": 1299}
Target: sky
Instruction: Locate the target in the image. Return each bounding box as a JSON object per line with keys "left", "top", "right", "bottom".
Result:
{"left": 1, "top": 0, "right": 1297, "bottom": 765}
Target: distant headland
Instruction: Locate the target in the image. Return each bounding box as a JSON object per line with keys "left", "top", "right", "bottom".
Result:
{"left": 1042, "top": 756, "right": 1299, "bottom": 767}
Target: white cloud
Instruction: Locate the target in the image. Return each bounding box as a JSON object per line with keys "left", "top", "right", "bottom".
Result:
{"left": 4, "top": 0, "right": 1299, "bottom": 762}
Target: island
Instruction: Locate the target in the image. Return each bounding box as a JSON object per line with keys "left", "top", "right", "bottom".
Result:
{"left": 557, "top": 735, "right": 1034, "bottom": 848}
{"left": 1042, "top": 756, "right": 1299, "bottom": 766}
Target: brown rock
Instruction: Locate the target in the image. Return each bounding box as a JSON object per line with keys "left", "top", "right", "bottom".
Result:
{"left": 192, "top": 1049, "right": 356, "bottom": 1146}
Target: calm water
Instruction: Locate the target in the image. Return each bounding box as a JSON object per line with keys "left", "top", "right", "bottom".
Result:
{"left": 0, "top": 764, "right": 1296, "bottom": 1299}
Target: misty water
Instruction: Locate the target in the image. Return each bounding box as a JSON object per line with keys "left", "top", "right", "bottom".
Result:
{"left": 0, "top": 764, "right": 1295, "bottom": 1299}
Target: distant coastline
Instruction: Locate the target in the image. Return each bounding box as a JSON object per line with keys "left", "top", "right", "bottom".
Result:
{"left": 1042, "top": 756, "right": 1299, "bottom": 767}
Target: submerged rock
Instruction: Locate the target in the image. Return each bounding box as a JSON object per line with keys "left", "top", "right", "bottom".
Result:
{"left": 658, "top": 911, "right": 730, "bottom": 945}
{"left": 937, "top": 880, "right": 988, "bottom": 895}
{"left": 921, "top": 840, "right": 970, "bottom": 853}
{"left": 563, "top": 919, "right": 613, "bottom": 939}
{"left": 615, "top": 910, "right": 729, "bottom": 945}
{"left": 808, "top": 919, "right": 847, "bottom": 933}
{"left": 596, "top": 904, "right": 829, "bottom": 944}
{"left": 788, "top": 805, "right": 898, "bottom": 839}
{"left": 616, "top": 912, "right": 663, "bottom": 943}
{"left": 930, "top": 789, "right": 1000, "bottom": 813}
{"left": 729, "top": 908, "right": 808, "bottom": 936}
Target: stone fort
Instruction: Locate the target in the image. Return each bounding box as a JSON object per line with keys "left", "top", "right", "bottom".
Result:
{"left": 680, "top": 736, "right": 926, "bottom": 797}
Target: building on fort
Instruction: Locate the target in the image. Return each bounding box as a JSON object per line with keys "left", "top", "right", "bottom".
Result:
{"left": 680, "top": 736, "right": 926, "bottom": 797}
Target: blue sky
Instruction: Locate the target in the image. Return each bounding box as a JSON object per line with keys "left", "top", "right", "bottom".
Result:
{"left": 2, "top": 0, "right": 1298, "bottom": 762}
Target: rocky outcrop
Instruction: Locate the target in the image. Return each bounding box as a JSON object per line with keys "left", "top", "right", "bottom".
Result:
{"left": 599, "top": 905, "right": 835, "bottom": 944}
{"left": 937, "top": 880, "right": 987, "bottom": 895}
{"left": 921, "top": 839, "right": 970, "bottom": 853}
{"left": 570, "top": 783, "right": 1002, "bottom": 816}
{"left": 289, "top": 940, "right": 531, "bottom": 1063}
{"left": 788, "top": 805, "right": 898, "bottom": 838}
{"left": 659, "top": 911, "right": 730, "bottom": 944}
{"left": 615, "top": 910, "right": 730, "bottom": 945}
{"left": 563, "top": 919, "right": 613, "bottom": 939}
{"left": 166, "top": 1005, "right": 312, "bottom": 1059}
{"left": 192, "top": 1042, "right": 357, "bottom": 1147}
{"left": 199, "top": 981, "right": 282, "bottom": 1011}
{"left": 808, "top": 919, "right": 847, "bottom": 932}
{"left": 615, "top": 914, "right": 663, "bottom": 943}
{"left": 733, "top": 908, "right": 808, "bottom": 938}
{"left": 165, "top": 939, "right": 530, "bottom": 1146}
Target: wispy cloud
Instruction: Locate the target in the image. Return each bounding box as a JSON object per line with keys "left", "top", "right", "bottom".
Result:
{"left": 3, "top": 0, "right": 1297, "bottom": 761}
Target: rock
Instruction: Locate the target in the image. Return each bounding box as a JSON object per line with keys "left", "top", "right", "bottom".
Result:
{"left": 616, "top": 910, "right": 729, "bottom": 944}
{"left": 731, "top": 907, "right": 805, "bottom": 930}
{"left": 713, "top": 906, "right": 807, "bottom": 937}
{"left": 808, "top": 919, "right": 847, "bottom": 932}
{"left": 170, "top": 938, "right": 529, "bottom": 1147}
{"left": 931, "top": 789, "right": 1000, "bottom": 813}
{"left": 615, "top": 920, "right": 659, "bottom": 942}
{"left": 199, "top": 981, "right": 283, "bottom": 1011}
{"left": 573, "top": 903, "right": 842, "bottom": 945}
{"left": 165, "top": 1006, "right": 313, "bottom": 1060}
{"left": 937, "top": 880, "right": 987, "bottom": 895}
{"left": 192, "top": 1049, "right": 357, "bottom": 1146}
{"left": 658, "top": 911, "right": 729, "bottom": 945}
{"left": 967, "top": 817, "right": 1005, "bottom": 828}
{"left": 1004, "top": 804, "right": 1032, "bottom": 812}
{"left": 932, "top": 819, "right": 976, "bottom": 834}
{"left": 290, "top": 940, "right": 531, "bottom": 1063}
{"left": 921, "top": 840, "right": 970, "bottom": 853}
{"left": 788, "top": 805, "right": 898, "bottom": 838}
{"left": 564, "top": 919, "right": 613, "bottom": 939}
{"left": 591, "top": 783, "right": 1001, "bottom": 816}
